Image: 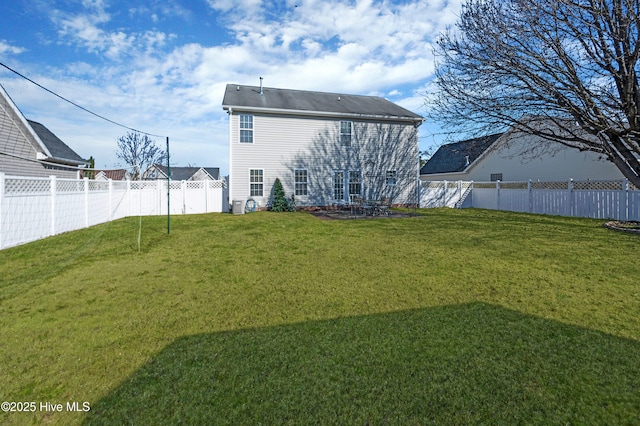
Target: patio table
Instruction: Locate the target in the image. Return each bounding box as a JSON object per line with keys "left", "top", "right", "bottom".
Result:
{"left": 364, "top": 200, "right": 380, "bottom": 216}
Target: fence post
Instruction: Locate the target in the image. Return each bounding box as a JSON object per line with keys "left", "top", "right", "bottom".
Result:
{"left": 568, "top": 179, "right": 574, "bottom": 216}
{"left": 108, "top": 179, "right": 113, "bottom": 220}
{"left": 0, "top": 173, "right": 4, "bottom": 249}
{"left": 496, "top": 180, "right": 501, "bottom": 211}
{"left": 50, "top": 175, "right": 57, "bottom": 236}
{"left": 127, "top": 180, "right": 132, "bottom": 217}
{"left": 528, "top": 180, "right": 533, "bottom": 213}
{"left": 84, "top": 177, "right": 89, "bottom": 228}
{"left": 622, "top": 179, "right": 629, "bottom": 221}
{"left": 182, "top": 180, "right": 187, "bottom": 214}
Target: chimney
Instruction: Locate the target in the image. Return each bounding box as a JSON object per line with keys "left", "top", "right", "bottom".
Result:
{"left": 259, "top": 77, "right": 263, "bottom": 96}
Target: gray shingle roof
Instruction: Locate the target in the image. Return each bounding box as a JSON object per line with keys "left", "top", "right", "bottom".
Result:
{"left": 27, "top": 120, "right": 86, "bottom": 164}
{"left": 421, "top": 133, "right": 503, "bottom": 175}
{"left": 222, "top": 84, "right": 423, "bottom": 121}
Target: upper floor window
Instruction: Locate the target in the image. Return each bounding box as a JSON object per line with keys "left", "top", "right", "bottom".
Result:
{"left": 386, "top": 170, "right": 397, "bottom": 186}
{"left": 340, "top": 121, "right": 352, "bottom": 146}
{"left": 240, "top": 115, "right": 253, "bottom": 143}
{"left": 490, "top": 173, "right": 503, "bottom": 182}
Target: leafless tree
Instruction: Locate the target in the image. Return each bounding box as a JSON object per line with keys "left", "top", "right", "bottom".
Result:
{"left": 115, "top": 131, "right": 166, "bottom": 180}
{"left": 430, "top": 0, "right": 640, "bottom": 187}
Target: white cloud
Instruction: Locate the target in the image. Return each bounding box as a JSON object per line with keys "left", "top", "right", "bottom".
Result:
{"left": 0, "top": 40, "right": 27, "bottom": 55}
{"left": 5, "top": 0, "right": 463, "bottom": 173}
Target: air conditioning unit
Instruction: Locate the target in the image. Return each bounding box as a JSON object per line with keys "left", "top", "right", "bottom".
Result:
{"left": 232, "top": 199, "right": 245, "bottom": 214}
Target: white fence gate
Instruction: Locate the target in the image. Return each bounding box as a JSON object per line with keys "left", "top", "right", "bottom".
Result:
{"left": 420, "top": 179, "right": 640, "bottom": 221}
{"left": 0, "top": 173, "right": 226, "bottom": 249}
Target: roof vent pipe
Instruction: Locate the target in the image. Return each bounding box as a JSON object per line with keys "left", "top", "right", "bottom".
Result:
{"left": 465, "top": 155, "right": 470, "bottom": 166}
{"left": 259, "top": 77, "right": 263, "bottom": 95}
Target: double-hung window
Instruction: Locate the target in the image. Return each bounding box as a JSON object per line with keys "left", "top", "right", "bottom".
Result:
{"left": 294, "top": 169, "right": 308, "bottom": 196}
{"left": 334, "top": 171, "right": 345, "bottom": 201}
{"left": 386, "top": 170, "right": 397, "bottom": 185}
{"left": 250, "top": 169, "right": 263, "bottom": 197}
{"left": 348, "top": 170, "right": 361, "bottom": 196}
{"left": 240, "top": 115, "right": 253, "bottom": 143}
{"left": 340, "top": 121, "right": 352, "bottom": 146}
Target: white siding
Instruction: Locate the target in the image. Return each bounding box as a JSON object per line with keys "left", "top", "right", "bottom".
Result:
{"left": 230, "top": 112, "right": 419, "bottom": 207}
{"left": 421, "top": 133, "right": 624, "bottom": 183}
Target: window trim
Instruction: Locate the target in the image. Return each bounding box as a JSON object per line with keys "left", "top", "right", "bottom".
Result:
{"left": 294, "top": 168, "right": 308, "bottom": 196}
{"left": 249, "top": 168, "right": 264, "bottom": 197}
{"left": 333, "top": 170, "right": 345, "bottom": 201}
{"left": 348, "top": 170, "right": 361, "bottom": 196}
{"left": 239, "top": 114, "right": 254, "bottom": 143}
{"left": 386, "top": 170, "right": 397, "bottom": 186}
{"left": 340, "top": 121, "right": 352, "bottom": 147}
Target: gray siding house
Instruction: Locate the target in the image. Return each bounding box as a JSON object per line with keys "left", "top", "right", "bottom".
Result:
{"left": 0, "top": 84, "right": 87, "bottom": 178}
{"left": 223, "top": 83, "right": 423, "bottom": 209}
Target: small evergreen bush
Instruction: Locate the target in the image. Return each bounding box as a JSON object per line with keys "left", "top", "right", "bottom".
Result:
{"left": 271, "top": 178, "right": 294, "bottom": 212}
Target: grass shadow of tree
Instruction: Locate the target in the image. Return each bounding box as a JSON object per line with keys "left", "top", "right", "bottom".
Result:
{"left": 84, "top": 302, "right": 640, "bottom": 425}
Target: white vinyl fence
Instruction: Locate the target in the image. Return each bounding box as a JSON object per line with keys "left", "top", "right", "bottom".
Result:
{"left": 0, "top": 173, "right": 226, "bottom": 249}
{"left": 420, "top": 179, "right": 640, "bottom": 221}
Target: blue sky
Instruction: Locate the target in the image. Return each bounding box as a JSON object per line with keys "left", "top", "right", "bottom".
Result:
{"left": 0, "top": 0, "right": 461, "bottom": 173}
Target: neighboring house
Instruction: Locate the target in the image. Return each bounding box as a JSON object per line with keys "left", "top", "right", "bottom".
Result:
{"left": 0, "top": 84, "right": 87, "bottom": 178}
{"left": 94, "top": 169, "right": 131, "bottom": 181}
{"left": 143, "top": 164, "right": 221, "bottom": 181}
{"left": 421, "top": 124, "right": 625, "bottom": 183}
{"left": 222, "top": 83, "right": 424, "bottom": 208}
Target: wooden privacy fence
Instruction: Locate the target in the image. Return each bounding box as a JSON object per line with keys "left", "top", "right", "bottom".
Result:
{"left": 0, "top": 173, "right": 227, "bottom": 249}
{"left": 420, "top": 179, "right": 640, "bottom": 221}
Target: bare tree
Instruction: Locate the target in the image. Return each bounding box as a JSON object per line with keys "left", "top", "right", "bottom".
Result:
{"left": 430, "top": 0, "right": 640, "bottom": 187}
{"left": 115, "top": 131, "right": 166, "bottom": 180}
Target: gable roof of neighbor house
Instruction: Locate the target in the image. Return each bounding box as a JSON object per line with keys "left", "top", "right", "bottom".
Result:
{"left": 0, "top": 84, "right": 86, "bottom": 168}
{"left": 27, "top": 120, "right": 86, "bottom": 165}
{"left": 421, "top": 133, "right": 503, "bottom": 175}
{"left": 222, "top": 84, "right": 423, "bottom": 123}
{"left": 150, "top": 165, "right": 220, "bottom": 180}
{"left": 95, "top": 169, "right": 129, "bottom": 180}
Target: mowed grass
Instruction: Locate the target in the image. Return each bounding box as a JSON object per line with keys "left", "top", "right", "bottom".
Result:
{"left": 0, "top": 208, "right": 639, "bottom": 424}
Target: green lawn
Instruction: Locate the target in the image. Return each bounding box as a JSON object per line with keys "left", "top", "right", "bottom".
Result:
{"left": 0, "top": 209, "right": 639, "bottom": 425}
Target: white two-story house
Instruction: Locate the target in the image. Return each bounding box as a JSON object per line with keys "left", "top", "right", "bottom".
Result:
{"left": 223, "top": 83, "right": 423, "bottom": 209}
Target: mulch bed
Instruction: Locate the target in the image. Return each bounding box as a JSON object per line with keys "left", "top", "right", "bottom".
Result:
{"left": 308, "top": 209, "right": 414, "bottom": 220}
{"left": 603, "top": 221, "right": 640, "bottom": 234}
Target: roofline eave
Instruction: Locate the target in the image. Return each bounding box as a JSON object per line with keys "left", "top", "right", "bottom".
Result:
{"left": 222, "top": 104, "right": 424, "bottom": 124}
{"left": 39, "top": 155, "right": 88, "bottom": 167}
{"left": 420, "top": 167, "right": 471, "bottom": 180}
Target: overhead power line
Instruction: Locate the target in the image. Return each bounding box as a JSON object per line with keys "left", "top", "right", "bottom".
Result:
{"left": 0, "top": 60, "right": 166, "bottom": 138}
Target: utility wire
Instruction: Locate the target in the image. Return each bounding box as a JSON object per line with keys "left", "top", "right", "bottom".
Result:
{"left": 0, "top": 60, "right": 166, "bottom": 138}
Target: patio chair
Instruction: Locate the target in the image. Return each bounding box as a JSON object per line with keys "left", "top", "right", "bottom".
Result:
{"left": 350, "top": 195, "right": 363, "bottom": 215}
{"left": 378, "top": 197, "right": 391, "bottom": 216}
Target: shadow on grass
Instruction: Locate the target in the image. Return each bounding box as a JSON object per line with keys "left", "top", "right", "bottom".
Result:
{"left": 85, "top": 303, "right": 640, "bottom": 425}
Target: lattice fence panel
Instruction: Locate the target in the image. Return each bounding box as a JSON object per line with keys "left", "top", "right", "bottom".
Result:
{"left": 5, "top": 177, "right": 50, "bottom": 194}
{"left": 531, "top": 181, "right": 569, "bottom": 190}
{"left": 573, "top": 180, "right": 623, "bottom": 190}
